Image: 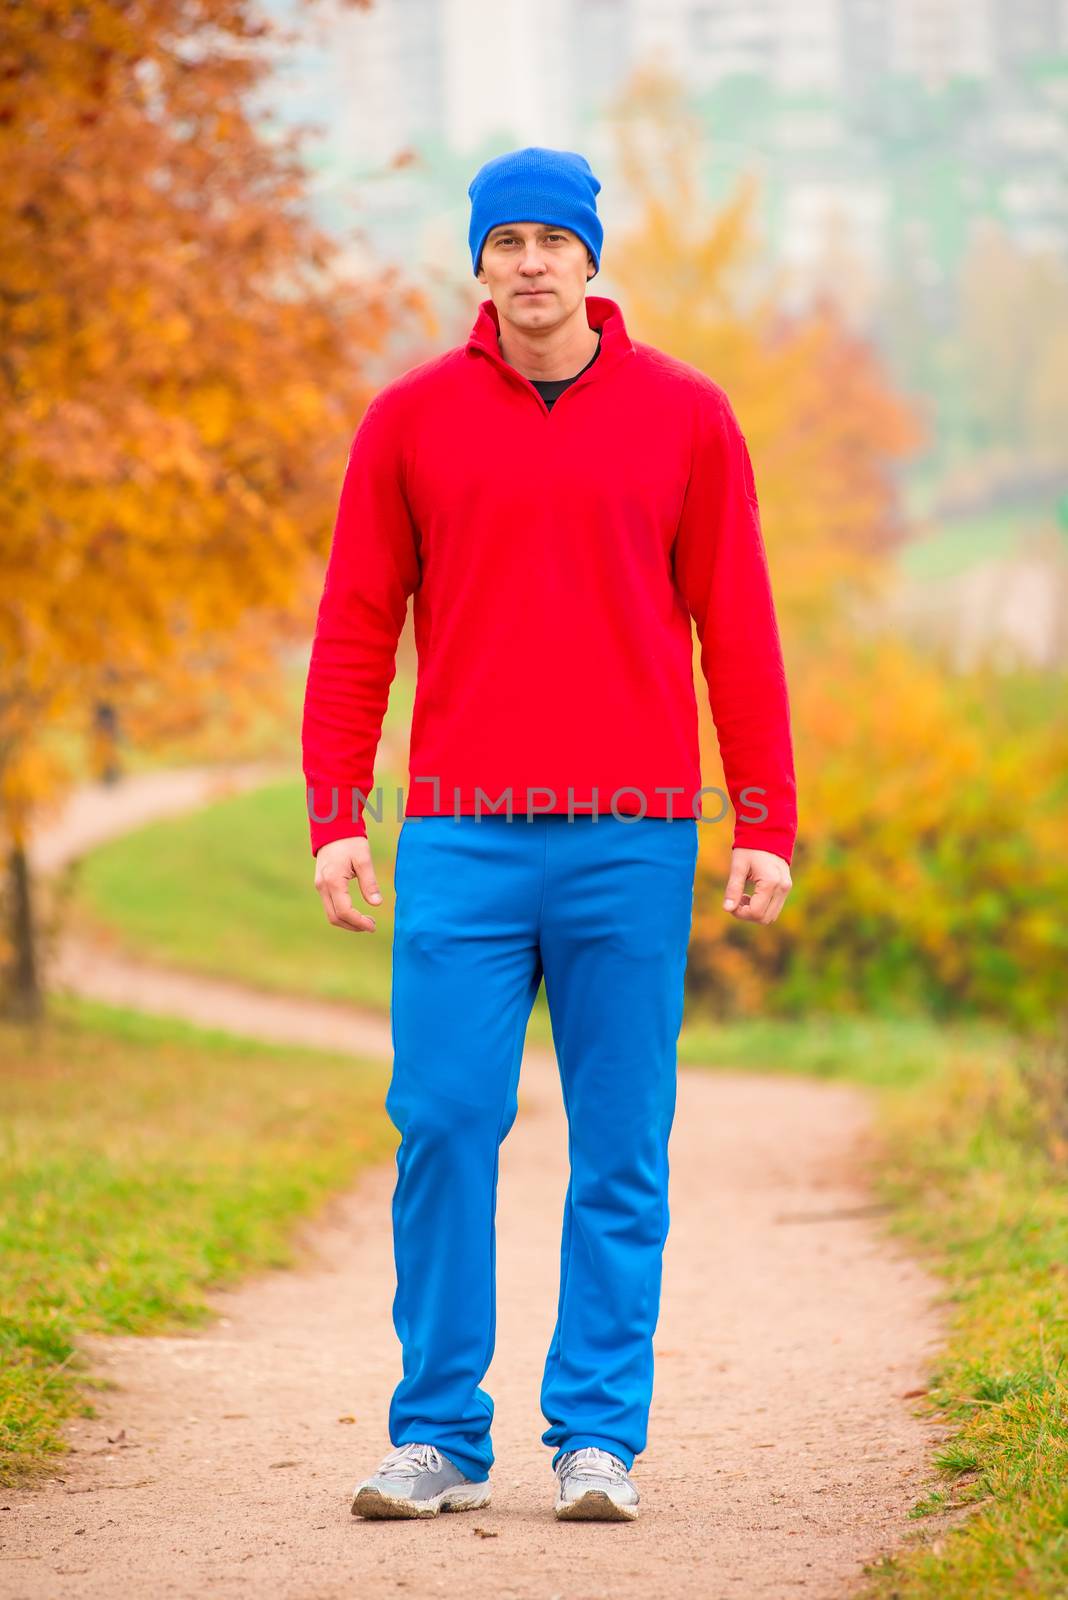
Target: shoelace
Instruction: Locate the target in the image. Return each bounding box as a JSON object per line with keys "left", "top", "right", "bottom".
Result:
{"left": 377, "top": 1442, "right": 445, "bottom": 1478}
{"left": 557, "top": 1446, "right": 628, "bottom": 1484}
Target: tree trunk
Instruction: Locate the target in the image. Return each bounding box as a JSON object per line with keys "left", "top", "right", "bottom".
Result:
{"left": 4, "top": 841, "right": 42, "bottom": 1023}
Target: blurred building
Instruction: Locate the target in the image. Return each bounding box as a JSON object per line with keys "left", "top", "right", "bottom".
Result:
{"left": 262, "top": 0, "right": 1068, "bottom": 324}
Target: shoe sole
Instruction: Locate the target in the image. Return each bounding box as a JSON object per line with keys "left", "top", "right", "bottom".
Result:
{"left": 351, "top": 1482, "right": 492, "bottom": 1520}
{"left": 554, "top": 1488, "right": 639, "bottom": 1522}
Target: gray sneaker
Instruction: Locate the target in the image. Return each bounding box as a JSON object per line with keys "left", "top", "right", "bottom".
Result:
{"left": 553, "top": 1446, "right": 640, "bottom": 1521}
{"left": 351, "top": 1442, "right": 491, "bottom": 1520}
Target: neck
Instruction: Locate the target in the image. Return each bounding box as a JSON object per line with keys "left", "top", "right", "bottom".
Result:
{"left": 496, "top": 301, "right": 601, "bottom": 382}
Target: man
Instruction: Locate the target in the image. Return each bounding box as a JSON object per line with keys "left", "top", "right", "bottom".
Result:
{"left": 301, "top": 146, "right": 796, "bottom": 1523}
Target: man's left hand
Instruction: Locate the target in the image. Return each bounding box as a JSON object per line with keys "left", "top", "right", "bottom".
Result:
{"left": 722, "top": 848, "right": 792, "bottom": 924}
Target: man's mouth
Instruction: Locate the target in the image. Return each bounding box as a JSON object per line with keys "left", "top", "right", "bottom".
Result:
{"left": 518, "top": 289, "right": 551, "bottom": 296}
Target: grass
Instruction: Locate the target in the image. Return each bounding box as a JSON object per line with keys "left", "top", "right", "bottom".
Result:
{"left": 58, "top": 649, "right": 568, "bottom": 1034}
{"left": 677, "top": 1010, "right": 976, "bottom": 1090}
{"left": 69, "top": 774, "right": 405, "bottom": 1015}
{"left": 862, "top": 1037, "right": 1068, "bottom": 1597}
{"left": 896, "top": 506, "right": 1051, "bottom": 583}
{"left": 68, "top": 771, "right": 559, "bottom": 1047}
{"left": 0, "top": 993, "right": 396, "bottom": 1486}
{"left": 682, "top": 1015, "right": 1068, "bottom": 1599}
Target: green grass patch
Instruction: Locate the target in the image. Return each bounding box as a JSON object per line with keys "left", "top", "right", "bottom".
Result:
{"left": 0, "top": 993, "right": 395, "bottom": 1486}
{"left": 683, "top": 1014, "right": 1068, "bottom": 1600}
{"left": 71, "top": 774, "right": 406, "bottom": 1015}
{"left": 678, "top": 1011, "right": 1006, "bottom": 1089}
{"left": 896, "top": 507, "right": 1050, "bottom": 583}
{"left": 62, "top": 654, "right": 428, "bottom": 1018}
{"left": 69, "top": 773, "right": 558, "bottom": 1046}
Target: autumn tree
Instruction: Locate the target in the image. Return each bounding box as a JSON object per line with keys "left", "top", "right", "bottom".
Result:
{"left": 0, "top": 0, "right": 428, "bottom": 1019}
{"left": 603, "top": 71, "right": 1066, "bottom": 1031}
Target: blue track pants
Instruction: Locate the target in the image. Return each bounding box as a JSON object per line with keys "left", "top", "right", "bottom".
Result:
{"left": 384, "top": 814, "right": 698, "bottom": 1481}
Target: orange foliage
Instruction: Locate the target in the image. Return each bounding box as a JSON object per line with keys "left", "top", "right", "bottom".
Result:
{"left": 689, "top": 622, "right": 1067, "bottom": 1026}
{"left": 0, "top": 0, "right": 429, "bottom": 849}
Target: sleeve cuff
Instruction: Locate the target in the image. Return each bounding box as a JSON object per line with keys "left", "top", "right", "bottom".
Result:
{"left": 306, "top": 782, "right": 370, "bottom": 856}
{"left": 731, "top": 824, "right": 795, "bottom": 866}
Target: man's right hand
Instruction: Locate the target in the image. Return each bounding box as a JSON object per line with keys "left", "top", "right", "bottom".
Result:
{"left": 314, "top": 836, "right": 383, "bottom": 932}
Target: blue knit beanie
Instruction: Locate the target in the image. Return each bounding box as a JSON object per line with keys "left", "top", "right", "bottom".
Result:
{"left": 468, "top": 146, "right": 603, "bottom": 278}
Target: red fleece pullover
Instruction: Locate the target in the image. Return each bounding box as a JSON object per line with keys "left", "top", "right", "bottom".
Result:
{"left": 301, "top": 294, "right": 798, "bottom": 863}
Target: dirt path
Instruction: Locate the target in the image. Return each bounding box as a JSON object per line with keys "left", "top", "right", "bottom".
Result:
{"left": 6, "top": 769, "right": 948, "bottom": 1600}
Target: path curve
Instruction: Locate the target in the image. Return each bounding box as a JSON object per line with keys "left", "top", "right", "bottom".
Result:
{"left": 5, "top": 767, "right": 947, "bottom": 1600}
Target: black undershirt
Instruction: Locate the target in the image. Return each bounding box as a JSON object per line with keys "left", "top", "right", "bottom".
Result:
{"left": 507, "top": 327, "right": 602, "bottom": 411}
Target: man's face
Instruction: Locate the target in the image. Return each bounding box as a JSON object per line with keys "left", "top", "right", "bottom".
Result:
{"left": 476, "top": 221, "right": 595, "bottom": 328}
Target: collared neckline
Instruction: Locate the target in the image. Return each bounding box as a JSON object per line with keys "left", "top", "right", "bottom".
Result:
{"left": 465, "top": 293, "right": 635, "bottom": 393}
